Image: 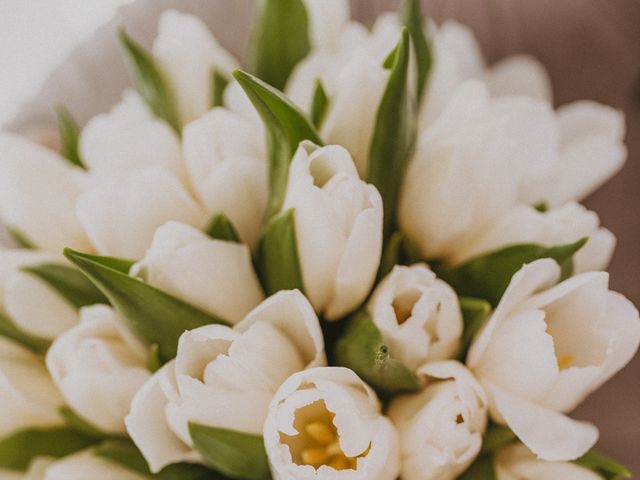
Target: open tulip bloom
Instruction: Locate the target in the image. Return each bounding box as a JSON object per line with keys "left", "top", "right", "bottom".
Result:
{"left": 0, "top": 0, "right": 637, "bottom": 479}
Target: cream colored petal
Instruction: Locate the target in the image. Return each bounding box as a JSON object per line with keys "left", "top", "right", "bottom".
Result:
{"left": 485, "top": 55, "right": 552, "bottom": 102}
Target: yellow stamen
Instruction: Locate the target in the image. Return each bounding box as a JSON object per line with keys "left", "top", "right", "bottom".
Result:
{"left": 326, "top": 441, "right": 343, "bottom": 457}
{"left": 301, "top": 448, "right": 330, "bottom": 467}
{"left": 557, "top": 354, "right": 574, "bottom": 370}
{"left": 305, "top": 422, "right": 336, "bottom": 445}
{"left": 329, "top": 456, "right": 351, "bottom": 470}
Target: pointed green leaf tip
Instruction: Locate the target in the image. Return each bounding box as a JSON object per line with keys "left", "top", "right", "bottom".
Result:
{"left": 204, "top": 212, "right": 240, "bottom": 243}
{"left": 63, "top": 248, "right": 229, "bottom": 360}
{"left": 189, "top": 423, "right": 271, "bottom": 480}
{"left": 246, "top": 0, "right": 311, "bottom": 90}
{"left": 210, "top": 69, "right": 229, "bottom": 108}
{"left": 55, "top": 105, "right": 86, "bottom": 169}
{"left": 440, "top": 238, "right": 589, "bottom": 306}
{"left": 574, "top": 450, "right": 632, "bottom": 479}
{"left": 233, "top": 69, "right": 322, "bottom": 218}
{"left": 458, "top": 297, "right": 492, "bottom": 362}
{"left": 334, "top": 310, "right": 420, "bottom": 398}
{"left": 401, "top": 0, "right": 433, "bottom": 100}
{"left": 310, "top": 79, "right": 329, "bottom": 128}
{"left": 367, "top": 28, "right": 417, "bottom": 238}
{"left": 118, "top": 27, "right": 181, "bottom": 133}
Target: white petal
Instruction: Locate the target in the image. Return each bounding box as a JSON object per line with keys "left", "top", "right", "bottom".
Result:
{"left": 485, "top": 55, "right": 552, "bottom": 102}
{"left": 76, "top": 168, "right": 205, "bottom": 259}
{"left": 44, "top": 449, "right": 147, "bottom": 480}
{"left": 304, "top": 0, "right": 350, "bottom": 52}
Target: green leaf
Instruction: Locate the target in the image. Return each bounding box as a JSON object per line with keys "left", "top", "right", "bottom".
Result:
{"left": 6, "top": 226, "right": 35, "bottom": 249}
{"left": 233, "top": 70, "right": 322, "bottom": 218}
{"left": 60, "top": 406, "right": 111, "bottom": 439}
{"left": 334, "top": 310, "right": 420, "bottom": 398}
{"left": 55, "top": 105, "right": 85, "bottom": 169}
{"left": 22, "top": 263, "right": 108, "bottom": 309}
{"left": 440, "top": 238, "right": 589, "bottom": 306}
{"left": 0, "top": 427, "right": 96, "bottom": 470}
{"left": 309, "top": 79, "right": 329, "bottom": 128}
{"left": 63, "top": 249, "right": 229, "bottom": 361}
{"left": 0, "top": 312, "right": 50, "bottom": 353}
{"left": 147, "top": 343, "right": 163, "bottom": 373}
{"left": 400, "top": 0, "right": 432, "bottom": 100}
{"left": 367, "top": 28, "right": 417, "bottom": 237}
{"left": 96, "top": 438, "right": 221, "bottom": 479}
{"left": 118, "top": 28, "right": 181, "bottom": 133}
{"left": 574, "top": 450, "right": 632, "bottom": 479}
{"left": 189, "top": 423, "right": 271, "bottom": 480}
{"left": 458, "top": 454, "right": 497, "bottom": 480}
{"left": 211, "top": 69, "right": 229, "bottom": 108}
{"left": 255, "top": 209, "right": 304, "bottom": 295}
{"left": 480, "top": 424, "right": 517, "bottom": 454}
{"left": 378, "top": 231, "right": 405, "bottom": 280}
{"left": 246, "top": 0, "right": 311, "bottom": 90}
{"left": 204, "top": 212, "right": 240, "bottom": 243}
{"left": 458, "top": 297, "right": 492, "bottom": 361}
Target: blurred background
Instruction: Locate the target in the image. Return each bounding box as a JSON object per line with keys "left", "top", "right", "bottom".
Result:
{"left": 1, "top": 0, "right": 639, "bottom": 472}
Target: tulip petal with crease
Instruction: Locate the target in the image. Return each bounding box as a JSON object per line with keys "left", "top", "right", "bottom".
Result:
{"left": 388, "top": 361, "right": 488, "bottom": 480}
{"left": 182, "top": 108, "right": 267, "bottom": 247}
{"left": 468, "top": 259, "right": 640, "bottom": 461}
{"left": 304, "top": 0, "right": 351, "bottom": 52}
{"left": 76, "top": 167, "right": 205, "bottom": 259}
{"left": 80, "top": 90, "right": 185, "bottom": 183}
{"left": 368, "top": 264, "right": 462, "bottom": 370}
{"left": 495, "top": 443, "right": 602, "bottom": 480}
{"left": 153, "top": 10, "right": 238, "bottom": 126}
{"left": 126, "top": 290, "right": 325, "bottom": 473}
{"left": 483, "top": 55, "right": 552, "bottom": 102}
{"left": 0, "top": 133, "right": 91, "bottom": 253}
{"left": 44, "top": 449, "right": 147, "bottom": 480}
{"left": 46, "top": 305, "right": 150, "bottom": 435}
{"left": 264, "top": 366, "right": 400, "bottom": 480}
{"left": 0, "top": 337, "right": 64, "bottom": 438}
{"left": 131, "top": 222, "right": 264, "bottom": 324}
{"left": 283, "top": 143, "right": 383, "bottom": 320}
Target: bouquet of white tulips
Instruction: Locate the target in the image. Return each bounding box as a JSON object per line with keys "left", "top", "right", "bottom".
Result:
{"left": 0, "top": 1, "right": 637, "bottom": 479}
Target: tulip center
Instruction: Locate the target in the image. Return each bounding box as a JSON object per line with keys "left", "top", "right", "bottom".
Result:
{"left": 392, "top": 289, "right": 422, "bottom": 325}
{"left": 546, "top": 326, "right": 574, "bottom": 370}
{"left": 280, "top": 400, "right": 370, "bottom": 471}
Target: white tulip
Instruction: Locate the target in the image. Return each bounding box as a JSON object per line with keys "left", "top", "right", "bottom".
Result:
{"left": 0, "top": 133, "right": 91, "bottom": 253}
{"left": 0, "top": 457, "right": 53, "bottom": 480}
{"left": 401, "top": 81, "right": 546, "bottom": 260}
{"left": 388, "top": 361, "right": 488, "bottom": 480}
{"left": 495, "top": 443, "right": 602, "bottom": 480}
{"left": 76, "top": 167, "right": 205, "bottom": 259}
{"left": 46, "top": 305, "right": 149, "bottom": 435}
{"left": 126, "top": 290, "right": 325, "bottom": 473}
{"left": 0, "top": 250, "right": 78, "bottom": 340}
{"left": 131, "top": 222, "right": 264, "bottom": 324}
{"left": 468, "top": 259, "right": 640, "bottom": 461}
{"left": 368, "top": 264, "right": 462, "bottom": 370}
{"left": 182, "top": 108, "right": 267, "bottom": 247}
{"left": 264, "top": 366, "right": 400, "bottom": 480}
{"left": 44, "top": 450, "right": 147, "bottom": 480}
{"left": 303, "top": 0, "right": 351, "bottom": 53}
{"left": 284, "top": 142, "right": 383, "bottom": 320}
{"left": 452, "top": 202, "right": 616, "bottom": 274}
{"left": 80, "top": 90, "right": 185, "bottom": 183}
{"left": 520, "top": 101, "right": 626, "bottom": 207}
{"left": 153, "top": 10, "right": 238, "bottom": 126}
{"left": 483, "top": 55, "right": 552, "bottom": 103}
{"left": 0, "top": 337, "right": 64, "bottom": 438}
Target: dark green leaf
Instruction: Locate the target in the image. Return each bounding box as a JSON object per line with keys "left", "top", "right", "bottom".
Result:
{"left": 0, "top": 427, "right": 96, "bottom": 470}
{"left": 96, "top": 438, "right": 221, "bottom": 479}
{"left": 60, "top": 406, "right": 111, "bottom": 439}
{"left": 458, "top": 297, "right": 492, "bottom": 361}
{"left": 440, "top": 238, "right": 588, "bottom": 306}
{"left": 55, "top": 105, "right": 85, "bottom": 169}
{"left": 6, "top": 226, "right": 35, "bottom": 249}
{"left": 378, "top": 231, "right": 406, "bottom": 280}
{"left": 118, "top": 28, "right": 181, "bottom": 133}
{"left": 63, "top": 249, "right": 229, "bottom": 361}
{"left": 204, "top": 213, "right": 240, "bottom": 243}
{"left": 233, "top": 70, "right": 322, "bottom": 218}
{"left": 575, "top": 450, "right": 632, "bottom": 479}
{"left": 22, "top": 263, "right": 108, "bottom": 309}
{"left": 0, "top": 312, "right": 50, "bottom": 353}
{"left": 401, "top": 0, "right": 432, "bottom": 100}
{"left": 147, "top": 343, "right": 163, "bottom": 373}
{"left": 334, "top": 310, "right": 420, "bottom": 398}
{"left": 309, "top": 79, "right": 329, "bottom": 128}
{"left": 189, "top": 423, "right": 271, "bottom": 480}
{"left": 246, "top": 0, "right": 311, "bottom": 90}
{"left": 211, "top": 69, "right": 229, "bottom": 108}
{"left": 480, "top": 424, "right": 517, "bottom": 454}
{"left": 367, "top": 28, "right": 417, "bottom": 237}
{"left": 255, "top": 209, "right": 304, "bottom": 295}
{"left": 458, "top": 454, "right": 497, "bottom": 480}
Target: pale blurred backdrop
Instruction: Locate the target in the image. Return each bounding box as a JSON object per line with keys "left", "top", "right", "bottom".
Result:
{"left": 0, "top": 0, "right": 639, "bottom": 472}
